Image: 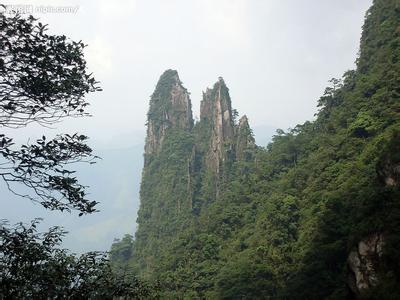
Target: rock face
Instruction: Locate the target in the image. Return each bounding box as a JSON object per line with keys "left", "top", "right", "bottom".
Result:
{"left": 347, "top": 233, "right": 385, "bottom": 298}
{"left": 379, "top": 160, "right": 399, "bottom": 187}
{"left": 194, "top": 77, "right": 256, "bottom": 198}
{"left": 200, "top": 77, "right": 235, "bottom": 177}
{"left": 134, "top": 70, "right": 256, "bottom": 279}
{"left": 144, "top": 69, "right": 193, "bottom": 162}
{"left": 143, "top": 71, "right": 255, "bottom": 200}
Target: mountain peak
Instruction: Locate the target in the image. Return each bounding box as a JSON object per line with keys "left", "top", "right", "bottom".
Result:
{"left": 144, "top": 70, "right": 193, "bottom": 161}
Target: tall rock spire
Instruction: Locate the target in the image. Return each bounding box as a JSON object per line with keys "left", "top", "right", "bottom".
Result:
{"left": 130, "top": 71, "right": 256, "bottom": 281}
{"left": 135, "top": 70, "right": 195, "bottom": 277}
{"left": 200, "top": 77, "right": 235, "bottom": 177}
{"left": 144, "top": 69, "right": 193, "bottom": 162}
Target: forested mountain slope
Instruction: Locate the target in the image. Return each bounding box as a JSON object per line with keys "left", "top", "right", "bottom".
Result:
{"left": 111, "top": 0, "right": 400, "bottom": 298}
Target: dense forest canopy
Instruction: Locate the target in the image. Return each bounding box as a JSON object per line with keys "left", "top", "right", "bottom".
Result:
{"left": 110, "top": 0, "right": 400, "bottom": 298}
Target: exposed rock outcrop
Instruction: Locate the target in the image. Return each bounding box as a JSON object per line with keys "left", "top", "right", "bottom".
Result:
{"left": 347, "top": 233, "right": 385, "bottom": 298}
{"left": 144, "top": 71, "right": 255, "bottom": 202}
{"left": 144, "top": 70, "right": 193, "bottom": 162}
{"left": 200, "top": 77, "right": 235, "bottom": 177}
{"left": 195, "top": 77, "right": 256, "bottom": 198}
{"left": 378, "top": 159, "right": 399, "bottom": 187}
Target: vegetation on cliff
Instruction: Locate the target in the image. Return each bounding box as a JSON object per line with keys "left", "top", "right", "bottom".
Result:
{"left": 111, "top": 0, "right": 400, "bottom": 298}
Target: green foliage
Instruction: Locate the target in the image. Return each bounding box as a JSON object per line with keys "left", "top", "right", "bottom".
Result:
{"left": 114, "top": 0, "right": 400, "bottom": 298}
{"left": 110, "top": 234, "right": 134, "bottom": 274}
{"left": 349, "top": 110, "right": 380, "bottom": 137}
{"left": 0, "top": 12, "right": 100, "bottom": 214}
{"left": 0, "top": 220, "right": 154, "bottom": 299}
{"left": 0, "top": 11, "right": 154, "bottom": 299}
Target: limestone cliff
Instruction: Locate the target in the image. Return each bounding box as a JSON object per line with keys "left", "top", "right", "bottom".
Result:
{"left": 195, "top": 77, "right": 255, "bottom": 197}
{"left": 347, "top": 233, "right": 385, "bottom": 298}
{"left": 144, "top": 69, "right": 193, "bottom": 163}
{"left": 133, "top": 70, "right": 256, "bottom": 279}
{"left": 199, "top": 77, "right": 235, "bottom": 177}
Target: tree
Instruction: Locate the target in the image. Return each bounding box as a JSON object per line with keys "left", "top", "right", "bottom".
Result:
{"left": 0, "top": 10, "right": 155, "bottom": 298}
{"left": 0, "top": 219, "right": 153, "bottom": 299}
{"left": 0, "top": 9, "right": 100, "bottom": 214}
{"left": 110, "top": 234, "right": 134, "bottom": 274}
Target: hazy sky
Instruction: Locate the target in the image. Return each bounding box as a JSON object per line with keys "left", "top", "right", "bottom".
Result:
{"left": 2, "top": 0, "right": 373, "bottom": 252}
{"left": 8, "top": 0, "right": 372, "bottom": 146}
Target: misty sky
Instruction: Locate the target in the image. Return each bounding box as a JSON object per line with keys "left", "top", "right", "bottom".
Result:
{"left": 8, "top": 0, "right": 373, "bottom": 145}
{"left": 2, "top": 0, "right": 373, "bottom": 252}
